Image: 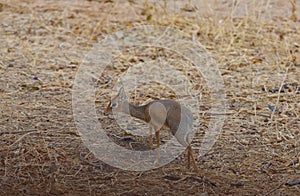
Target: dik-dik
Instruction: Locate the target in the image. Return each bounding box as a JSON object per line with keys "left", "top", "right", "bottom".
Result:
{"left": 105, "top": 88, "right": 198, "bottom": 172}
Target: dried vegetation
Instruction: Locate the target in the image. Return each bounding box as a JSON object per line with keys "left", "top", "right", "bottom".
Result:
{"left": 0, "top": 0, "right": 299, "bottom": 195}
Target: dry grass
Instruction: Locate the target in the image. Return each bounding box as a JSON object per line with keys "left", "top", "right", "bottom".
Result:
{"left": 0, "top": 0, "right": 299, "bottom": 195}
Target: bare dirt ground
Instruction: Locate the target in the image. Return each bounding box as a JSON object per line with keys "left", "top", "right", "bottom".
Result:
{"left": 1, "top": 0, "right": 299, "bottom": 195}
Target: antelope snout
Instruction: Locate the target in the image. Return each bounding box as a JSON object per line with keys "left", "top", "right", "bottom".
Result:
{"left": 104, "top": 101, "right": 112, "bottom": 115}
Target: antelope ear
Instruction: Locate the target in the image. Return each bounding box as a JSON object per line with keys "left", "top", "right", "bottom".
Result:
{"left": 118, "top": 87, "right": 127, "bottom": 100}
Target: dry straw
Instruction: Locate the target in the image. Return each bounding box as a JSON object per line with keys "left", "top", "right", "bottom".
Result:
{"left": 0, "top": 0, "right": 299, "bottom": 195}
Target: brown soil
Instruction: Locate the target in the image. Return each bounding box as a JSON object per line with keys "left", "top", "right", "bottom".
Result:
{"left": 0, "top": 0, "right": 299, "bottom": 195}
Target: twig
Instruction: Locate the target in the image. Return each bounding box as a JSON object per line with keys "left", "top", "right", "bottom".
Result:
{"left": 79, "top": 152, "right": 103, "bottom": 170}
{"left": 0, "top": 129, "right": 38, "bottom": 136}
{"left": 8, "top": 131, "right": 40, "bottom": 147}
{"left": 199, "top": 111, "right": 235, "bottom": 115}
{"left": 174, "top": 175, "right": 216, "bottom": 187}
{"left": 263, "top": 181, "right": 285, "bottom": 196}
{"left": 247, "top": 111, "right": 270, "bottom": 118}
{"left": 290, "top": 0, "right": 297, "bottom": 22}
{"left": 190, "top": 176, "right": 217, "bottom": 187}
{"left": 269, "top": 66, "right": 290, "bottom": 123}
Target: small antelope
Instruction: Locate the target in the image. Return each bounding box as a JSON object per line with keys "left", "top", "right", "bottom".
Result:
{"left": 105, "top": 87, "right": 198, "bottom": 172}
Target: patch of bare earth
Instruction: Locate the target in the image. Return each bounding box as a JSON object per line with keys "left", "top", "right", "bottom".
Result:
{"left": 0, "top": 0, "right": 299, "bottom": 195}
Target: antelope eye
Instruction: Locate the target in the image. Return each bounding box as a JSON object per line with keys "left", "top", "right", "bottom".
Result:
{"left": 111, "top": 103, "right": 117, "bottom": 108}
